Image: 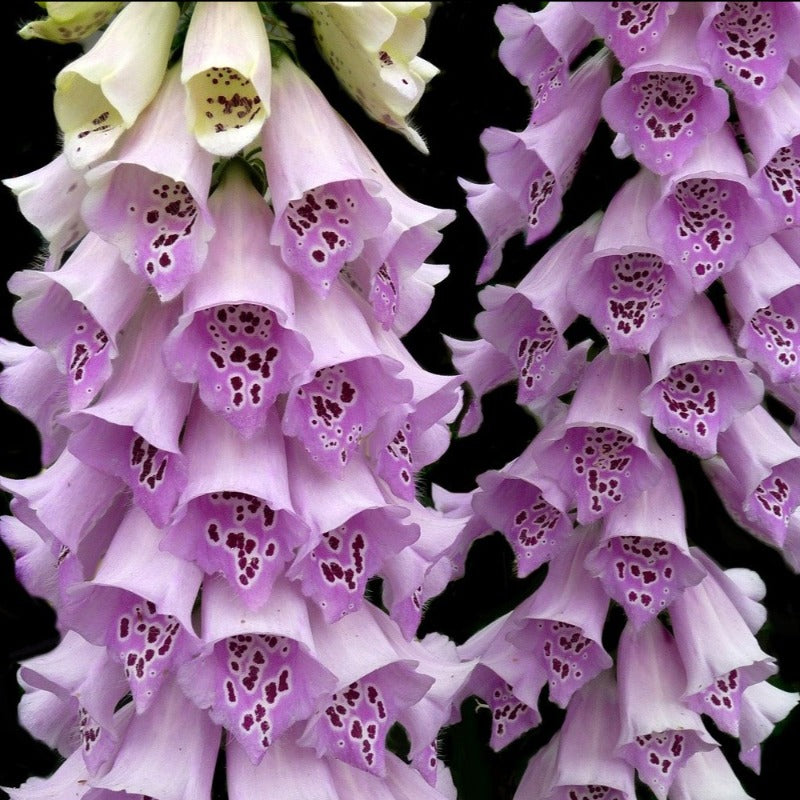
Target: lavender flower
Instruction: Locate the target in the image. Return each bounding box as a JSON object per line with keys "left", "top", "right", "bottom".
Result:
{"left": 1, "top": 3, "right": 468, "bottom": 798}
{"left": 445, "top": 3, "right": 800, "bottom": 797}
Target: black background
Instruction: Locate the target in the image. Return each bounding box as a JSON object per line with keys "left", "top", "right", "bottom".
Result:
{"left": 1, "top": 2, "right": 798, "bottom": 798}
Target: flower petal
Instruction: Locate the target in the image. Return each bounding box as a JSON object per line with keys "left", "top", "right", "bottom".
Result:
{"left": 181, "top": 1, "right": 271, "bottom": 156}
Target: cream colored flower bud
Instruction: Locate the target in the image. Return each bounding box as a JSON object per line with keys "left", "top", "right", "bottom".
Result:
{"left": 304, "top": 1, "right": 438, "bottom": 152}
{"left": 19, "top": 2, "right": 124, "bottom": 43}
{"left": 54, "top": 2, "right": 179, "bottom": 169}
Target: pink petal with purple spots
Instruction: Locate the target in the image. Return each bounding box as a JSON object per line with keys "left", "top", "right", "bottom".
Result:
{"left": 277, "top": 182, "right": 389, "bottom": 295}
{"left": 603, "top": 6, "right": 731, "bottom": 175}
{"left": 172, "top": 303, "right": 309, "bottom": 436}
{"left": 262, "top": 57, "right": 391, "bottom": 296}
{"left": 12, "top": 287, "right": 112, "bottom": 415}
{"left": 182, "top": 579, "right": 337, "bottom": 762}
{"left": 616, "top": 621, "right": 717, "bottom": 800}
{"left": 622, "top": 731, "right": 708, "bottom": 800}
{"left": 550, "top": 787, "right": 628, "bottom": 800}
{"left": 738, "top": 73, "right": 800, "bottom": 227}
{"left": 188, "top": 631, "right": 334, "bottom": 764}
{"left": 473, "top": 217, "right": 597, "bottom": 404}
{"left": 648, "top": 127, "right": 771, "bottom": 291}
{"left": 374, "top": 418, "right": 416, "bottom": 500}
{"left": 724, "top": 233, "right": 800, "bottom": 383}
{"left": 574, "top": 171, "right": 693, "bottom": 354}
{"left": 411, "top": 741, "right": 440, "bottom": 788}
{"left": 580, "top": 251, "right": 692, "bottom": 354}
{"left": 60, "top": 310, "right": 112, "bottom": 410}
{"left": 369, "top": 261, "right": 400, "bottom": 329}
{"left": 686, "top": 667, "right": 747, "bottom": 736}
{"left": 748, "top": 462, "right": 800, "bottom": 546}
{"left": 717, "top": 405, "right": 800, "bottom": 546}
{"left": 481, "top": 126, "right": 563, "bottom": 248}
{"left": 9, "top": 235, "right": 146, "bottom": 411}
{"left": 535, "top": 353, "right": 660, "bottom": 523}
{"left": 670, "top": 564, "right": 778, "bottom": 708}
{"left": 575, "top": 2, "right": 679, "bottom": 67}
{"left": 65, "top": 509, "right": 203, "bottom": 712}
{"left": 479, "top": 295, "right": 573, "bottom": 406}
{"left": 473, "top": 476, "right": 572, "bottom": 578}
{"left": 510, "top": 532, "right": 612, "bottom": 708}
{"left": 334, "top": 143, "right": 454, "bottom": 333}
{"left": 290, "top": 508, "right": 417, "bottom": 623}
{"left": 586, "top": 459, "right": 706, "bottom": 626}
{"left": 646, "top": 360, "right": 761, "bottom": 457}
{"left": 642, "top": 293, "right": 763, "bottom": 457}
{"left": 88, "top": 167, "right": 209, "bottom": 300}
{"left": 468, "top": 665, "right": 540, "bottom": 751}
{"left": 593, "top": 537, "right": 694, "bottom": 627}
{"left": 703, "top": 456, "right": 779, "bottom": 552}
{"left": 284, "top": 358, "right": 411, "bottom": 473}
{"left": 551, "top": 424, "right": 659, "bottom": 523}
{"left": 69, "top": 419, "right": 187, "bottom": 529}
{"left": 604, "top": 69, "right": 727, "bottom": 176}
{"left": 654, "top": 177, "right": 748, "bottom": 289}
{"left": 303, "top": 663, "right": 430, "bottom": 775}
{"left": 78, "top": 702, "right": 129, "bottom": 777}
{"left": 757, "top": 144, "right": 800, "bottom": 229}
{"left": 697, "top": 1, "right": 800, "bottom": 106}
{"left": 516, "top": 618, "right": 611, "bottom": 707}
{"left": 740, "top": 290, "right": 800, "bottom": 384}
{"left": 105, "top": 593, "right": 189, "bottom": 713}
{"left": 67, "top": 295, "right": 193, "bottom": 451}
{"left": 165, "top": 168, "right": 312, "bottom": 435}
{"left": 82, "top": 68, "right": 215, "bottom": 301}
{"left": 18, "top": 630, "right": 129, "bottom": 769}
{"left": 168, "top": 491, "right": 304, "bottom": 610}
{"left": 216, "top": 633, "right": 328, "bottom": 761}
{"left": 482, "top": 51, "right": 611, "bottom": 246}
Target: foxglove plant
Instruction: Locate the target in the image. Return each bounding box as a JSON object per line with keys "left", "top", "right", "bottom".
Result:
{"left": 0, "top": 2, "right": 475, "bottom": 798}
{"left": 4, "top": 3, "right": 800, "bottom": 799}
{"left": 445, "top": 2, "right": 800, "bottom": 798}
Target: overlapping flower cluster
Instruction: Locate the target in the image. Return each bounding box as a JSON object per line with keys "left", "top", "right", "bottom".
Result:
{"left": 449, "top": 3, "right": 800, "bottom": 798}
{"left": 0, "top": 3, "right": 475, "bottom": 798}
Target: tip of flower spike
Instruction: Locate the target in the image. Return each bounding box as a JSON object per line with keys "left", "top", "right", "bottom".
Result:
{"left": 403, "top": 124, "right": 429, "bottom": 155}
